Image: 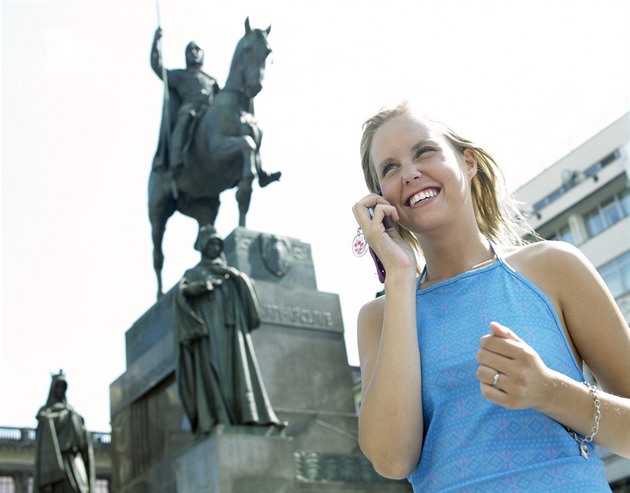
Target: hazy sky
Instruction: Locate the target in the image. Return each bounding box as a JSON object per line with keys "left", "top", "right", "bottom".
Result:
{"left": 2, "top": 0, "right": 629, "bottom": 433}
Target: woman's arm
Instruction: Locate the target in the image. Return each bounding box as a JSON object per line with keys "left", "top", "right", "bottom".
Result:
{"left": 549, "top": 242, "right": 630, "bottom": 457}
{"left": 357, "top": 270, "right": 424, "bottom": 479}
{"left": 353, "top": 195, "right": 424, "bottom": 478}
{"left": 477, "top": 242, "right": 630, "bottom": 457}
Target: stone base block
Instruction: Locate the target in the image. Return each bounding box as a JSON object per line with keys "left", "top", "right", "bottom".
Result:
{"left": 174, "top": 430, "right": 296, "bottom": 493}
{"left": 294, "top": 451, "right": 412, "bottom": 493}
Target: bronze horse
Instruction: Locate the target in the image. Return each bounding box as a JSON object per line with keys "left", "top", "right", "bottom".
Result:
{"left": 148, "top": 18, "right": 278, "bottom": 297}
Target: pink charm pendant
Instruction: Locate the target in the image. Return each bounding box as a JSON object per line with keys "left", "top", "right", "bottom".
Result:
{"left": 352, "top": 229, "right": 368, "bottom": 257}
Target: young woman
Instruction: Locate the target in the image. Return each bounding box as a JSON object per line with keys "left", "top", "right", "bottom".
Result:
{"left": 352, "top": 102, "right": 629, "bottom": 492}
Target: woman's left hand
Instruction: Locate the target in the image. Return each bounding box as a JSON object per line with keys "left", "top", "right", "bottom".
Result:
{"left": 476, "top": 321, "right": 555, "bottom": 410}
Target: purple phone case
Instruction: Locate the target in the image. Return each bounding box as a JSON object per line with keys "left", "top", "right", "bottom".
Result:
{"left": 369, "top": 247, "right": 386, "bottom": 283}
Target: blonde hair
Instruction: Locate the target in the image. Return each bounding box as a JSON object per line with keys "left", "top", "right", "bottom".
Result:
{"left": 360, "top": 102, "right": 535, "bottom": 257}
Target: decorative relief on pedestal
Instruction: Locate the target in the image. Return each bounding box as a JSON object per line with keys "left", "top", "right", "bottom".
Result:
{"left": 234, "top": 231, "right": 311, "bottom": 260}
{"left": 235, "top": 234, "right": 253, "bottom": 251}
{"left": 261, "top": 303, "right": 334, "bottom": 329}
{"left": 289, "top": 242, "right": 310, "bottom": 261}
{"left": 294, "top": 451, "right": 392, "bottom": 484}
{"left": 259, "top": 233, "right": 293, "bottom": 277}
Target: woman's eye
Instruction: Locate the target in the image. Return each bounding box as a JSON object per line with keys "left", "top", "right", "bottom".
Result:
{"left": 415, "top": 146, "right": 436, "bottom": 159}
{"left": 381, "top": 163, "right": 396, "bottom": 176}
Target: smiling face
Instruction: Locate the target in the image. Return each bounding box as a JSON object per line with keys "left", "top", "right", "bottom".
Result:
{"left": 370, "top": 114, "right": 477, "bottom": 234}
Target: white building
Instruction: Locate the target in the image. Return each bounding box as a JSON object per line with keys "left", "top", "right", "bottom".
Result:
{"left": 515, "top": 112, "right": 629, "bottom": 490}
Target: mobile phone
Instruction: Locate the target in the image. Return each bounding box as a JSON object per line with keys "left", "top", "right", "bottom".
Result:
{"left": 368, "top": 207, "right": 395, "bottom": 230}
{"left": 367, "top": 207, "right": 390, "bottom": 283}
{"left": 369, "top": 246, "right": 386, "bottom": 283}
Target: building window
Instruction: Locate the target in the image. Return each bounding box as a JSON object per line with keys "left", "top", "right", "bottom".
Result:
{"left": 20, "top": 477, "right": 106, "bottom": 493}
{"left": 584, "top": 188, "right": 630, "bottom": 238}
{"left": 602, "top": 196, "right": 623, "bottom": 226}
{"left": 585, "top": 208, "right": 605, "bottom": 236}
{"left": 599, "top": 251, "right": 630, "bottom": 299}
{"left": 95, "top": 478, "right": 110, "bottom": 493}
{"left": 0, "top": 477, "right": 15, "bottom": 493}
{"left": 620, "top": 188, "right": 630, "bottom": 216}
{"left": 532, "top": 148, "right": 620, "bottom": 213}
{"left": 547, "top": 224, "right": 575, "bottom": 244}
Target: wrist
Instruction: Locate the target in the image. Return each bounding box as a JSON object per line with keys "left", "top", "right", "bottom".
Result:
{"left": 383, "top": 268, "right": 418, "bottom": 290}
{"left": 564, "top": 382, "right": 601, "bottom": 459}
{"left": 533, "top": 368, "right": 567, "bottom": 415}
{"left": 535, "top": 371, "right": 600, "bottom": 437}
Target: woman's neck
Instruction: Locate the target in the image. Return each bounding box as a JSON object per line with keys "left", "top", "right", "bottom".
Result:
{"left": 419, "top": 229, "right": 494, "bottom": 286}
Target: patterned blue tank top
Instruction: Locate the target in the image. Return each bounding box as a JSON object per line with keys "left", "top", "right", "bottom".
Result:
{"left": 408, "top": 251, "right": 611, "bottom": 492}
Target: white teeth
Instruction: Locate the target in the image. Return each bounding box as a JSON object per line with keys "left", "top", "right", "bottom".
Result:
{"left": 409, "top": 189, "right": 438, "bottom": 206}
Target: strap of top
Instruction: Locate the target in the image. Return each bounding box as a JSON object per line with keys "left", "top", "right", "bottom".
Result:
{"left": 418, "top": 264, "right": 428, "bottom": 285}
{"left": 417, "top": 240, "right": 500, "bottom": 288}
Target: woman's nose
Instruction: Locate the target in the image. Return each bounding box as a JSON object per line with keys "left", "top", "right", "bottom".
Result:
{"left": 402, "top": 164, "right": 422, "bottom": 185}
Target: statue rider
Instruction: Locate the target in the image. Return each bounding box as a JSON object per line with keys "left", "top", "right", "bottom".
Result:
{"left": 151, "top": 27, "right": 220, "bottom": 171}
{"left": 151, "top": 28, "right": 281, "bottom": 188}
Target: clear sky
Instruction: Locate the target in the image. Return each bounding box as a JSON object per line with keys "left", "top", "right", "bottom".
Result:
{"left": 2, "top": 0, "right": 629, "bottom": 433}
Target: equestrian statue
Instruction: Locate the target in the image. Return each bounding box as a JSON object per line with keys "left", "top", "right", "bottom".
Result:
{"left": 148, "top": 18, "right": 281, "bottom": 297}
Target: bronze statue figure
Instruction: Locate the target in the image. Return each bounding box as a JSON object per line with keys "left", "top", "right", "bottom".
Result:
{"left": 173, "top": 225, "right": 284, "bottom": 434}
{"left": 151, "top": 28, "right": 220, "bottom": 171}
{"left": 149, "top": 18, "right": 281, "bottom": 297}
{"left": 33, "top": 371, "right": 95, "bottom": 493}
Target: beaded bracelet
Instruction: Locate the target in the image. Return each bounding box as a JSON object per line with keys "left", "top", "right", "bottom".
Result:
{"left": 564, "top": 382, "right": 601, "bottom": 460}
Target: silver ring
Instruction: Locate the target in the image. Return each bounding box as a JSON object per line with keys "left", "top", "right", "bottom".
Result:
{"left": 492, "top": 372, "right": 500, "bottom": 387}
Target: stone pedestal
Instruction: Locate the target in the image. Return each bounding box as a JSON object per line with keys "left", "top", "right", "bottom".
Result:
{"left": 175, "top": 429, "right": 295, "bottom": 493}
{"left": 110, "top": 228, "right": 411, "bottom": 492}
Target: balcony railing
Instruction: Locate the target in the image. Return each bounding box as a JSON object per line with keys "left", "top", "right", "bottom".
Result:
{"left": 0, "top": 426, "right": 110, "bottom": 449}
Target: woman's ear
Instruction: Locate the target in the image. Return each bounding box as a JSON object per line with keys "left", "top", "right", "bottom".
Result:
{"left": 463, "top": 148, "right": 478, "bottom": 180}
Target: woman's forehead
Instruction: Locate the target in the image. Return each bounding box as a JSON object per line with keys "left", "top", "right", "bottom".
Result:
{"left": 372, "top": 116, "right": 439, "bottom": 157}
{"left": 382, "top": 114, "right": 434, "bottom": 136}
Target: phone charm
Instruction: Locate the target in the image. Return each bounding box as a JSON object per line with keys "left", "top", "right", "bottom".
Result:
{"left": 352, "top": 228, "right": 369, "bottom": 257}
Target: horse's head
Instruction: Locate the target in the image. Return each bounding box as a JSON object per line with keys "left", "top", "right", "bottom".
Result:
{"left": 229, "top": 17, "right": 272, "bottom": 98}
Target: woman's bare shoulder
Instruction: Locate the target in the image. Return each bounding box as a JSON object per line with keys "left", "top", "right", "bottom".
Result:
{"left": 500, "top": 240, "right": 587, "bottom": 275}
{"left": 358, "top": 294, "right": 387, "bottom": 331}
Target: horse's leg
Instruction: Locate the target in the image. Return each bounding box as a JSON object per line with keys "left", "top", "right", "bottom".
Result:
{"left": 152, "top": 221, "right": 166, "bottom": 298}
{"left": 148, "top": 172, "right": 176, "bottom": 298}
{"left": 236, "top": 150, "right": 256, "bottom": 227}
{"left": 253, "top": 131, "right": 281, "bottom": 187}
{"left": 209, "top": 135, "right": 257, "bottom": 227}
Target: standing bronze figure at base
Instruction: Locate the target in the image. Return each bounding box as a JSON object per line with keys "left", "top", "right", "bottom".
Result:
{"left": 174, "top": 225, "right": 285, "bottom": 434}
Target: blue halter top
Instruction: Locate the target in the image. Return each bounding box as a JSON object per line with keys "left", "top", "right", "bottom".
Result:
{"left": 408, "top": 248, "right": 611, "bottom": 492}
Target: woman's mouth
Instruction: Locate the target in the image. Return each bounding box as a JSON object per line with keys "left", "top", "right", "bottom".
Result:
{"left": 407, "top": 188, "right": 440, "bottom": 206}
